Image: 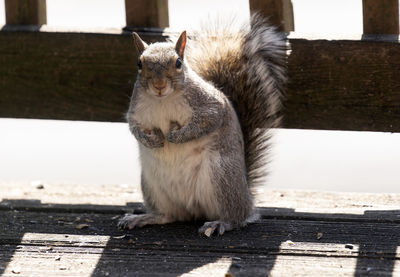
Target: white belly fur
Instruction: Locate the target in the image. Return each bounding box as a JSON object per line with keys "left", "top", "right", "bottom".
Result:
{"left": 132, "top": 92, "right": 220, "bottom": 220}
{"left": 140, "top": 137, "right": 220, "bottom": 220}
{"left": 132, "top": 92, "right": 193, "bottom": 135}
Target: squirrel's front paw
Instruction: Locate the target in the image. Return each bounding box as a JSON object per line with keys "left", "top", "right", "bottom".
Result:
{"left": 166, "top": 130, "right": 181, "bottom": 144}
{"left": 166, "top": 121, "right": 184, "bottom": 143}
{"left": 169, "top": 121, "right": 182, "bottom": 132}
{"left": 140, "top": 128, "right": 165, "bottom": 148}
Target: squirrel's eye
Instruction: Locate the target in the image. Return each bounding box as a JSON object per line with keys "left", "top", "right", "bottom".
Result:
{"left": 176, "top": 58, "right": 182, "bottom": 69}
{"left": 137, "top": 59, "right": 142, "bottom": 70}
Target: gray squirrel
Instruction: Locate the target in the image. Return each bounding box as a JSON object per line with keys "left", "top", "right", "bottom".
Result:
{"left": 118, "top": 14, "right": 287, "bottom": 236}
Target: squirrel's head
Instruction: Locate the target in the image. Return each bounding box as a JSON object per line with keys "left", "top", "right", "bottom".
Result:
{"left": 132, "top": 31, "right": 187, "bottom": 99}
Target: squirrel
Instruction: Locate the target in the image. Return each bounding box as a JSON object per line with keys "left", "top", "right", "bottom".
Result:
{"left": 118, "top": 14, "right": 287, "bottom": 236}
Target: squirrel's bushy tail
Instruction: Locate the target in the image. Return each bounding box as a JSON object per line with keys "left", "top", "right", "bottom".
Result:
{"left": 186, "top": 14, "right": 288, "bottom": 188}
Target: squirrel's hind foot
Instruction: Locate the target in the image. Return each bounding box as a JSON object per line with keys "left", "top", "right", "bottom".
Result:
{"left": 118, "top": 213, "right": 171, "bottom": 230}
{"left": 198, "top": 220, "right": 235, "bottom": 236}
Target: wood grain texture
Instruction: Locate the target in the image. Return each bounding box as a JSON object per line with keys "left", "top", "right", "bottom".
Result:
{"left": 362, "top": 0, "right": 399, "bottom": 34}
{"left": 285, "top": 38, "right": 400, "bottom": 132}
{"left": 4, "top": 0, "right": 46, "bottom": 25}
{"left": 1, "top": 183, "right": 400, "bottom": 276}
{"left": 0, "top": 31, "right": 134, "bottom": 122}
{"left": 125, "top": 0, "right": 169, "bottom": 28}
{"left": 249, "top": 0, "right": 294, "bottom": 32}
{"left": 0, "top": 29, "right": 168, "bottom": 122}
{"left": 1, "top": 28, "right": 400, "bottom": 132}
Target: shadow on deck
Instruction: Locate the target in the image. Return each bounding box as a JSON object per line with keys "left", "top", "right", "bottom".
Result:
{"left": 0, "top": 198, "right": 399, "bottom": 276}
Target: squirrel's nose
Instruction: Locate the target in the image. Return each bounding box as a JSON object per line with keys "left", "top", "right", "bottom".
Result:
{"left": 153, "top": 79, "right": 167, "bottom": 91}
{"left": 154, "top": 84, "right": 166, "bottom": 91}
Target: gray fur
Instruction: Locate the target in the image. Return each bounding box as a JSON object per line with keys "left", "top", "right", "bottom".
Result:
{"left": 185, "top": 13, "right": 288, "bottom": 188}
{"left": 166, "top": 76, "right": 225, "bottom": 144}
{"left": 119, "top": 15, "right": 287, "bottom": 236}
{"left": 126, "top": 85, "right": 165, "bottom": 148}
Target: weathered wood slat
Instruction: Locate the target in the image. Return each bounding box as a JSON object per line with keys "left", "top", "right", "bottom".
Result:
{"left": 3, "top": 244, "right": 389, "bottom": 277}
{"left": 1, "top": 210, "right": 399, "bottom": 276}
{"left": 249, "top": 0, "right": 294, "bottom": 32}
{"left": 0, "top": 29, "right": 166, "bottom": 123}
{"left": 0, "top": 28, "right": 400, "bottom": 132}
{"left": 362, "top": 0, "right": 399, "bottom": 34}
{"left": 0, "top": 248, "right": 397, "bottom": 277}
{"left": 125, "top": 0, "right": 169, "bottom": 28}
{"left": 286, "top": 38, "right": 400, "bottom": 132}
{"left": 4, "top": 0, "right": 47, "bottom": 25}
{"left": 1, "top": 183, "right": 400, "bottom": 276}
{"left": 1, "top": 210, "right": 399, "bottom": 255}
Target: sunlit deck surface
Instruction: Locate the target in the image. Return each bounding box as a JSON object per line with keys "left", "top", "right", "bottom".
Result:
{"left": 1, "top": 183, "right": 399, "bottom": 276}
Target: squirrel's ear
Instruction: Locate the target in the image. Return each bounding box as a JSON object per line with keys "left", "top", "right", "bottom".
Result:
{"left": 175, "top": 31, "right": 187, "bottom": 59}
{"left": 132, "top": 32, "right": 148, "bottom": 54}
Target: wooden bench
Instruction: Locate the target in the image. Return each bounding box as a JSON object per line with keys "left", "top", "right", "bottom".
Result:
{"left": 1, "top": 0, "right": 399, "bottom": 276}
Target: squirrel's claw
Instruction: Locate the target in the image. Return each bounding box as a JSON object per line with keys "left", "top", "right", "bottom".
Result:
{"left": 118, "top": 214, "right": 142, "bottom": 230}
{"left": 198, "top": 220, "right": 234, "bottom": 236}
{"left": 118, "top": 213, "right": 171, "bottom": 230}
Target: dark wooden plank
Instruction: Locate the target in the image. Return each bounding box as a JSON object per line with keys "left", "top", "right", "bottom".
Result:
{"left": 362, "top": 0, "right": 399, "bottom": 35}
{"left": 1, "top": 210, "right": 399, "bottom": 256}
{"left": 249, "top": 0, "right": 294, "bottom": 32}
{"left": 1, "top": 183, "right": 400, "bottom": 275}
{"left": 1, "top": 28, "right": 400, "bottom": 132}
{"left": 0, "top": 29, "right": 167, "bottom": 122}
{"left": 4, "top": 0, "right": 46, "bottom": 25}
{"left": 125, "top": 0, "right": 169, "bottom": 28}
{"left": 286, "top": 38, "right": 400, "bottom": 132}
{"left": 2, "top": 244, "right": 384, "bottom": 277}
{"left": 1, "top": 246, "right": 395, "bottom": 277}
{"left": 0, "top": 210, "right": 399, "bottom": 276}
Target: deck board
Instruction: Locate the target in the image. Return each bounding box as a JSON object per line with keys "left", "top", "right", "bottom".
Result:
{"left": 1, "top": 183, "right": 400, "bottom": 276}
